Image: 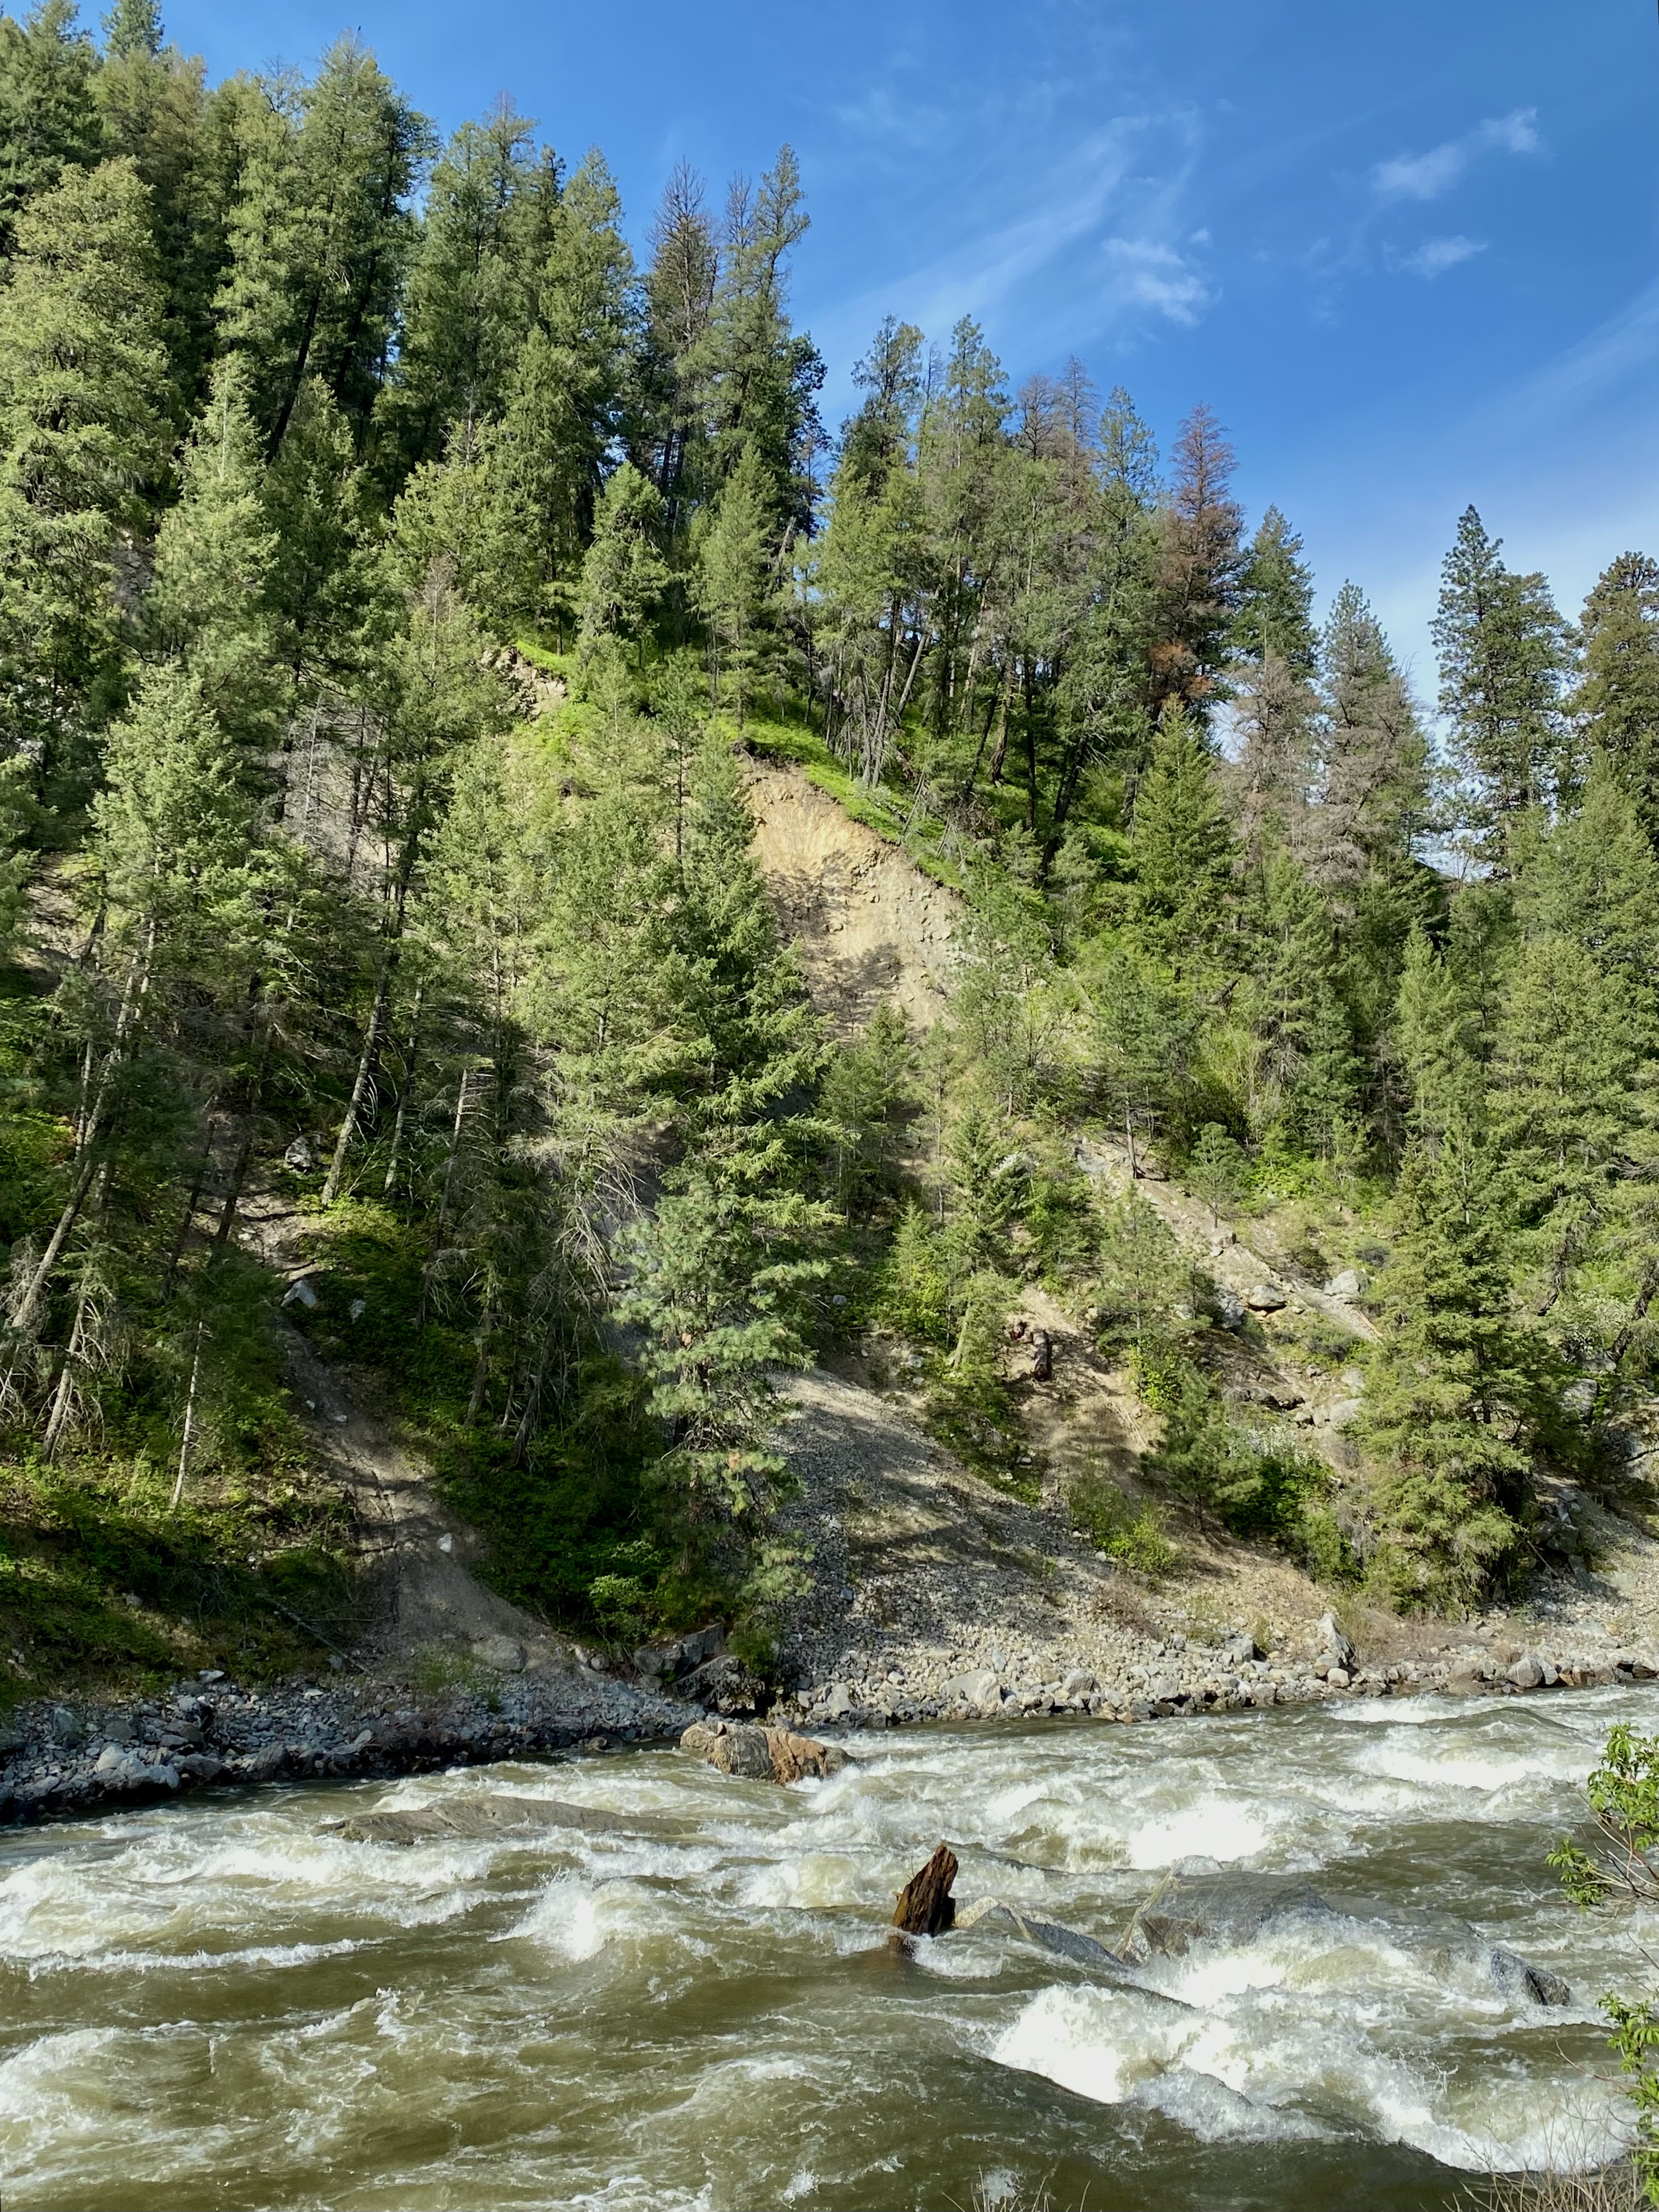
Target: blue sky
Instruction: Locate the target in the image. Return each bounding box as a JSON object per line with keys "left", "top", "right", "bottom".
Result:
{"left": 163, "top": 0, "right": 1657, "bottom": 691}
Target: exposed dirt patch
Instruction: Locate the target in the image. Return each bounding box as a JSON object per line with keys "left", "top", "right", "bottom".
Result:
{"left": 744, "top": 757, "right": 961, "bottom": 1036}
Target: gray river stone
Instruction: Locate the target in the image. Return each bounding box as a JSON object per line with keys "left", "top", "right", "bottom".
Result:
{"left": 327, "top": 1795, "right": 657, "bottom": 1846}
{"left": 955, "top": 1896, "right": 1193, "bottom": 2008}
{"left": 1117, "top": 1872, "right": 1572, "bottom": 2007}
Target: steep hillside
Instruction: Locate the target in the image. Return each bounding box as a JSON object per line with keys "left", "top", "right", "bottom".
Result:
{"left": 743, "top": 755, "right": 1659, "bottom": 1702}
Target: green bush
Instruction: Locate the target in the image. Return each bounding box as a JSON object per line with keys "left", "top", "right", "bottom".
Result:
{"left": 1066, "top": 1470, "right": 1179, "bottom": 1577}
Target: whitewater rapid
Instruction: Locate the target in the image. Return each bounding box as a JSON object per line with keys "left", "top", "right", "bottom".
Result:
{"left": 1, "top": 1684, "right": 1653, "bottom": 2211}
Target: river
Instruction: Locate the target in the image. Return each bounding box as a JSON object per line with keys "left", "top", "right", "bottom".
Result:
{"left": 2, "top": 1684, "right": 1655, "bottom": 2211}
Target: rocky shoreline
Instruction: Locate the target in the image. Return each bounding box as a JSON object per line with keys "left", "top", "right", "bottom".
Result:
{"left": 0, "top": 1658, "right": 701, "bottom": 1829}
{"left": 7, "top": 1603, "right": 1656, "bottom": 1834}
{"left": 766, "top": 1610, "right": 1659, "bottom": 1732}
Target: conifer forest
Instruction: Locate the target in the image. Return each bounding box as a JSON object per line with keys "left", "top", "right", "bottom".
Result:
{"left": 1, "top": 0, "right": 1657, "bottom": 1691}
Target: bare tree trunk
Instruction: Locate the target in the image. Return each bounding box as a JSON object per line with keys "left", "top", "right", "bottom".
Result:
{"left": 169, "top": 1318, "right": 205, "bottom": 1509}
{"left": 9, "top": 923, "right": 155, "bottom": 1346}
{"left": 382, "top": 980, "right": 424, "bottom": 1200}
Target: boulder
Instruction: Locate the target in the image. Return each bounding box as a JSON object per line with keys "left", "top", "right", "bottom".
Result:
{"left": 1315, "top": 1397, "right": 1364, "bottom": 1429}
{"left": 682, "top": 1653, "right": 767, "bottom": 1714}
{"left": 680, "top": 1719, "right": 845, "bottom": 1785}
{"left": 944, "top": 1668, "right": 1002, "bottom": 1708}
{"left": 471, "top": 1635, "right": 525, "bottom": 1673}
{"left": 1061, "top": 1668, "right": 1099, "bottom": 1699}
{"left": 1219, "top": 1633, "right": 1260, "bottom": 1667}
{"left": 328, "top": 1796, "right": 665, "bottom": 1846}
{"left": 892, "top": 1844, "right": 958, "bottom": 1936}
{"left": 1316, "top": 1611, "right": 1356, "bottom": 1672}
{"left": 957, "top": 1897, "right": 1192, "bottom": 2004}
{"left": 1214, "top": 1289, "right": 1246, "bottom": 1331}
{"left": 1507, "top": 1653, "right": 1546, "bottom": 1690}
{"left": 1324, "top": 1269, "right": 1366, "bottom": 1300}
{"left": 1245, "top": 1283, "right": 1287, "bottom": 1312}
{"left": 820, "top": 1683, "right": 854, "bottom": 1720}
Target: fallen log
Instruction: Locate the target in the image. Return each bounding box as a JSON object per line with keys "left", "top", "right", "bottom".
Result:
{"left": 892, "top": 1843, "right": 958, "bottom": 1935}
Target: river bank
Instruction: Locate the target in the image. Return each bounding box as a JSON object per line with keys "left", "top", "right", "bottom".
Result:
{"left": 5, "top": 1604, "right": 1654, "bottom": 1831}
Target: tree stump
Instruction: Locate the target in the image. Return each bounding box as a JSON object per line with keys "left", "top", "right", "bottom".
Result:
{"left": 1029, "top": 1329, "right": 1053, "bottom": 1382}
{"left": 891, "top": 1843, "right": 958, "bottom": 1936}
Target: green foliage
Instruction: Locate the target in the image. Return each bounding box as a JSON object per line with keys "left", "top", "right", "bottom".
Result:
{"left": 1064, "top": 1468, "right": 1178, "bottom": 1576}
{"left": 1360, "top": 1121, "right": 1545, "bottom": 1606}
{"left": 1549, "top": 1726, "right": 1659, "bottom": 2205}
{"left": 1188, "top": 1121, "right": 1246, "bottom": 1228}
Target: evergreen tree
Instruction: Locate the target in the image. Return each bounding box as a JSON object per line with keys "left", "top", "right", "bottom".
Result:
{"left": 698, "top": 442, "right": 773, "bottom": 720}
{"left": 1097, "top": 384, "right": 1160, "bottom": 505}
{"left": 701, "top": 145, "right": 823, "bottom": 533}
{"left": 1131, "top": 708, "right": 1234, "bottom": 958}
{"left": 1150, "top": 403, "right": 1242, "bottom": 713}
{"left": 1393, "top": 921, "right": 1483, "bottom": 1139}
{"left": 376, "top": 99, "right": 557, "bottom": 480}
{"left": 1309, "top": 582, "right": 1432, "bottom": 896}
{"left": 1246, "top": 850, "right": 1359, "bottom": 1151}
{"left": 1576, "top": 552, "right": 1659, "bottom": 844}
{"left": 1360, "top": 1120, "right": 1543, "bottom": 1607}
{"left": 147, "top": 355, "right": 279, "bottom": 747}
{"left": 101, "top": 0, "right": 159, "bottom": 58}
{"left": 95, "top": 5, "right": 226, "bottom": 409}
{"left": 1433, "top": 505, "right": 1572, "bottom": 866}
{"left": 494, "top": 148, "right": 635, "bottom": 638}
{"left": 258, "top": 377, "right": 377, "bottom": 692}
{"left": 639, "top": 158, "right": 717, "bottom": 532}
{"left": 0, "top": 0, "right": 101, "bottom": 254}
{"left": 0, "top": 155, "right": 169, "bottom": 788}
{"left": 1233, "top": 504, "right": 1316, "bottom": 674}
{"left": 218, "top": 40, "right": 434, "bottom": 454}
{"left": 576, "top": 460, "right": 668, "bottom": 660}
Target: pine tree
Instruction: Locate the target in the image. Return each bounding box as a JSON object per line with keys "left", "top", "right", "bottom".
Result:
{"left": 1393, "top": 922, "right": 1482, "bottom": 1138}
{"left": 576, "top": 461, "right": 668, "bottom": 661}
{"left": 1150, "top": 403, "right": 1242, "bottom": 713}
{"left": 147, "top": 355, "right": 279, "bottom": 747}
{"left": 494, "top": 149, "right": 635, "bottom": 639}
{"left": 1097, "top": 385, "right": 1160, "bottom": 505}
{"left": 639, "top": 158, "right": 717, "bottom": 533}
{"left": 0, "top": 0, "right": 100, "bottom": 254}
{"left": 376, "top": 99, "right": 557, "bottom": 480}
{"left": 0, "top": 155, "right": 169, "bottom": 788}
{"left": 1189, "top": 1121, "right": 1246, "bottom": 1229}
{"left": 1576, "top": 552, "right": 1659, "bottom": 845}
{"left": 218, "top": 40, "right": 434, "bottom": 455}
{"left": 1309, "top": 582, "right": 1432, "bottom": 894}
{"left": 701, "top": 145, "right": 822, "bottom": 533}
{"left": 94, "top": 3, "right": 224, "bottom": 408}
{"left": 1246, "top": 850, "right": 1359, "bottom": 1151}
{"left": 1131, "top": 707, "right": 1234, "bottom": 957}
{"left": 258, "top": 377, "right": 377, "bottom": 691}
{"left": 698, "top": 443, "right": 773, "bottom": 721}
{"left": 101, "top": 0, "right": 159, "bottom": 58}
{"left": 1433, "top": 505, "right": 1572, "bottom": 866}
{"left": 1233, "top": 505, "right": 1316, "bottom": 674}
{"left": 1360, "top": 1121, "right": 1543, "bottom": 1607}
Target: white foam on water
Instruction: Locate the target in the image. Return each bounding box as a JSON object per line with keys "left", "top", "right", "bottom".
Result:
{"left": 737, "top": 1850, "right": 865, "bottom": 1910}
{"left": 1124, "top": 1796, "right": 1272, "bottom": 1869}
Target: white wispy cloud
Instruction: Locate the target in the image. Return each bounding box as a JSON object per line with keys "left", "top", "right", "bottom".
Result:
{"left": 1101, "top": 235, "right": 1210, "bottom": 323}
{"left": 815, "top": 114, "right": 1211, "bottom": 371}
{"left": 1371, "top": 108, "right": 1541, "bottom": 202}
{"left": 1398, "top": 234, "right": 1486, "bottom": 278}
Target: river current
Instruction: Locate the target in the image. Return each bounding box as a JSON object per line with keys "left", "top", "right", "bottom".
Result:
{"left": 2, "top": 1684, "right": 1656, "bottom": 2211}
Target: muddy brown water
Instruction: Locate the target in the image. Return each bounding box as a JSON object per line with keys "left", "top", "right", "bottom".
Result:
{"left": 2, "top": 1685, "right": 1655, "bottom": 2210}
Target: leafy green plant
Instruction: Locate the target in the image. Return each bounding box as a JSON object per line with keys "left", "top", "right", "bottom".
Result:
{"left": 1065, "top": 1470, "right": 1178, "bottom": 1578}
